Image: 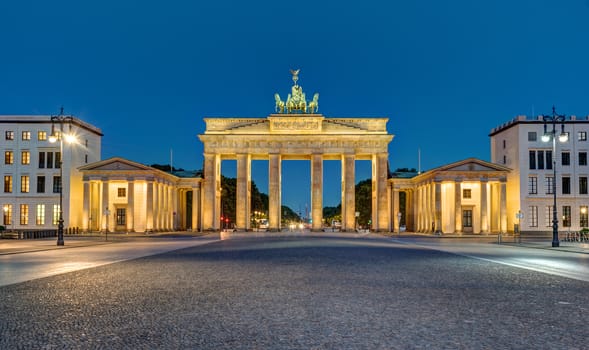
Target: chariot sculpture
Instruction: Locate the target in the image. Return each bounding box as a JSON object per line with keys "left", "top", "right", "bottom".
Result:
{"left": 274, "top": 69, "right": 319, "bottom": 114}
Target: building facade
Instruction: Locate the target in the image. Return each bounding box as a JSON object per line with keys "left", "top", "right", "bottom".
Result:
{"left": 490, "top": 114, "right": 589, "bottom": 233}
{"left": 0, "top": 115, "right": 102, "bottom": 231}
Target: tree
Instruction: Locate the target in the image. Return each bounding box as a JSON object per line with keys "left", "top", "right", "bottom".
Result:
{"left": 323, "top": 205, "right": 341, "bottom": 225}
{"left": 355, "top": 179, "right": 372, "bottom": 227}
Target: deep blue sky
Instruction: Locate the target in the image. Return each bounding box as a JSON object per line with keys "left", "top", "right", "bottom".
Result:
{"left": 2, "top": 1, "right": 589, "bottom": 211}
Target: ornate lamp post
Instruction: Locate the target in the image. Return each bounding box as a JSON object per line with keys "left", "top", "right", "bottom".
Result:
{"left": 541, "top": 106, "right": 568, "bottom": 247}
{"left": 48, "top": 108, "right": 76, "bottom": 246}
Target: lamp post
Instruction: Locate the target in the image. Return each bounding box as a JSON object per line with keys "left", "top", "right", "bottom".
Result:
{"left": 541, "top": 106, "right": 568, "bottom": 247}
{"left": 48, "top": 108, "right": 75, "bottom": 246}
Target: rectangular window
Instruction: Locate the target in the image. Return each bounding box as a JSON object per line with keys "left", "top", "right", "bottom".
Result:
{"left": 463, "top": 210, "right": 473, "bottom": 228}
{"left": 563, "top": 206, "right": 571, "bottom": 227}
{"left": 529, "top": 150, "right": 536, "bottom": 169}
{"left": 38, "top": 131, "right": 47, "bottom": 141}
{"left": 580, "top": 177, "right": 588, "bottom": 195}
{"left": 546, "top": 150, "right": 553, "bottom": 170}
{"left": 562, "top": 152, "right": 570, "bottom": 166}
{"left": 116, "top": 208, "right": 126, "bottom": 225}
{"left": 579, "top": 131, "right": 587, "bottom": 141}
{"left": 20, "top": 176, "right": 29, "bottom": 193}
{"left": 580, "top": 152, "right": 587, "bottom": 166}
{"left": 5, "top": 131, "right": 14, "bottom": 140}
{"left": 37, "top": 176, "right": 45, "bottom": 193}
{"left": 528, "top": 177, "right": 538, "bottom": 194}
{"left": 545, "top": 176, "right": 554, "bottom": 194}
{"left": 55, "top": 152, "right": 61, "bottom": 169}
{"left": 537, "top": 150, "right": 544, "bottom": 169}
{"left": 47, "top": 152, "right": 53, "bottom": 169}
{"left": 562, "top": 176, "right": 571, "bottom": 194}
{"left": 546, "top": 206, "right": 553, "bottom": 227}
{"left": 21, "top": 131, "right": 30, "bottom": 140}
{"left": 20, "top": 204, "right": 28, "bottom": 225}
{"left": 53, "top": 176, "right": 62, "bottom": 194}
{"left": 529, "top": 206, "right": 538, "bottom": 227}
{"left": 117, "top": 188, "right": 126, "bottom": 197}
{"left": 4, "top": 176, "right": 12, "bottom": 193}
{"left": 4, "top": 151, "right": 13, "bottom": 165}
{"left": 528, "top": 132, "right": 537, "bottom": 141}
{"left": 85, "top": 154, "right": 88, "bottom": 163}
{"left": 581, "top": 206, "right": 589, "bottom": 227}
{"left": 21, "top": 151, "right": 30, "bottom": 165}
{"left": 3, "top": 204, "right": 12, "bottom": 226}
{"left": 503, "top": 140, "right": 506, "bottom": 149}
{"left": 36, "top": 204, "right": 45, "bottom": 225}
{"left": 462, "top": 189, "right": 471, "bottom": 199}
{"left": 38, "top": 152, "right": 45, "bottom": 168}
{"left": 53, "top": 204, "right": 60, "bottom": 225}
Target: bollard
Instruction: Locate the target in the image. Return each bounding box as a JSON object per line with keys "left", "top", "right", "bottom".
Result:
{"left": 498, "top": 233, "right": 502, "bottom": 244}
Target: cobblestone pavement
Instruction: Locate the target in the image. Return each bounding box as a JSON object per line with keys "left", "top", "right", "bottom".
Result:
{"left": 1, "top": 235, "right": 588, "bottom": 349}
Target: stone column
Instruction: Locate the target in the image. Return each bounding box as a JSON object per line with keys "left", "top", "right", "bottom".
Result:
{"left": 341, "top": 154, "right": 355, "bottom": 231}
{"left": 146, "top": 179, "right": 154, "bottom": 232}
{"left": 454, "top": 178, "right": 462, "bottom": 234}
{"left": 375, "top": 153, "right": 389, "bottom": 231}
{"left": 203, "top": 153, "right": 220, "bottom": 231}
{"left": 193, "top": 184, "right": 200, "bottom": 232}
{"left": 406, "top": 189, "right": 414, "bottom": 232}
{"left": 434, "top": 179, "right": 442, "bottom": 233}
{"left": 311, "top": 153, "right": 323, "bottom": 231}
{"left": 480, "top": 177, "right": 488, "bottom": 233}
{"left": 101, "top": 179, "right": 109, "bottom": 232}
{"left": 236, "top": 153, "right": 252, "bottom": 231}
{"left": 268, "top": 153, "right": 282, "bottom": 231}
{"left": 127, "top": 179, "right": 134, "bottom": 232}
{"left": 500, "top": 177, "right": 507, "bottom": 233}
{"left": 82, "top": 179, "right": 90, "bottom": 232}
{"left": 172, "top": 187, "right": 178, "bottom": 231}
{"left": 393, "top": 188, "right": 400, "bottom": 232}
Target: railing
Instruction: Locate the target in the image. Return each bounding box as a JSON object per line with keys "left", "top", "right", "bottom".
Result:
{"left": 0, "top": 227, "right": 82, "bottom": 239}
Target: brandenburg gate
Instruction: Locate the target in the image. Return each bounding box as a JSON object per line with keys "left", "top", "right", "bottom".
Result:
{"left": 198, "top": 71, "right": 394, "bottom": 231}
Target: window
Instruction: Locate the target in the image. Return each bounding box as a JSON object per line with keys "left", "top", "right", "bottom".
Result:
{"left": 20, "top": 176, "right": 29, "bottom": 193}
{"left": 580, "top": 152, "right": 588, "bottom": 166}
{"left": 3, "top": 204, "right": 12, "bottom": 226}
{"left": 528, "top": 132, "right": 537, "bottom": 141}
{"left": 579, "top": 131, "right": 587, "bottom": 141}
{"left": 463, "top": 210, "right": 472, "bottom": 228}
{"left": 4, "top": 176, "right": 12, "bottom": 193}
{"left": 20, "top": 204, "right": 28, "bottom": 225}
{"left": 546, "top": 206, "right": 553, "bottom": 227}
{"left": 4, "top": 151, "right": 13, "bottom": 165}
{"left": 528, "top": 177, "right": 538, "bottom": 194}
{"left": 580, "top": 177, "right": 588, "bottom": 195}
{"left": 55, "top": 152, "right": 61, "bottom": 168}
{"left": 581, "top": 206, "right": 589, "bottom": 227}
{"left": 503, "top": 155, "right": 506, "bottom": 164}
{"left": 529, "top": 206, "right": 538, "bottom": 227}
{"left": 529, "top": 150, "right": 536, "bottom": 169}
{"left": 53, "top": 176, "right": 61, "bottom": 194}
{"left": 563, "top": 206, "right": 571, "bottom": 227}
{"left": 502, "top": 140, "right": 506, "bottom": 149}
{"left": 118, "top": 188, "right": 126, "bottom": 197}
{"left": 47, "top": 152, "right": 53, "bottom": 169}
{"left": 85, "top": 154, "right": 88, "bottom": 163}
{"left": 38, "top": 152, "right": 45, "bottom": 168}
{"left": 537, "top": 150, "right": 544, "bottom": 169}
{"left": 38, "top": 131, "right": 47, "bottom": 141}
{"left": 562, "top": 176, "right": 571, "bottom": 194}
{"left": 5, "top": 131, "right": 14, "bottom": 140}
{"left": 546, "top": 150, "right": 553, "bottom": 170}
{"left": 36, "top": 204, "right": 45, "bottom": 225}
{"left": 562, "top": 152, "right": 570, "bottom": 166}
{"left": 52, "top": 204, "right": 60, "bottom": 225}
{"left": 21, "top": 131, "right": 30, "bottom": 140}
{"left": 545, "top": 176, "right": 554, "bottom": 194}
{"left": 116, "top": 208, "right": 126, "bottom": 225}
{"left": 85, "top": 139, "right": 88, "bottom": 147}
{"left": 21, "top": 151, "right": 30, "bottom": 165}
{"left": 462, "top": 189, "right": 472, "bottom": 199}
{"left": 37, "top": 176, "right": 45, "bottom": 193}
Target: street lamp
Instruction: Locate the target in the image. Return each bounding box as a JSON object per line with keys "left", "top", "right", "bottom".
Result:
{"left": 541, "top": 106, "right": 568, "bottom": 247}
{"left": 48, "top": 107, "right": 76, "bottom": 246}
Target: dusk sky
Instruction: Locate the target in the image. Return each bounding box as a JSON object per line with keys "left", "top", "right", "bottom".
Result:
{"left": 2, "top": 1, "right": 589, "bottom": 212}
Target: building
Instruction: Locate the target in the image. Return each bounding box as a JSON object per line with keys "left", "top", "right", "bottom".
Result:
{"left": 490, "top": 114, "right": 589, "bottom": 234}
{"left": 0, "top": 115, "right": 102, "bottom": 231}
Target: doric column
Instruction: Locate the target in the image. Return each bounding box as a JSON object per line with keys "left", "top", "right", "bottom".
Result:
{"left": 172, "top": 187, "right": 177, "bottom": 231}
{"left": 101, "top": 179, "right": 110, "bottom": 232}
{"left": 454, "top": 178, "right": 462, "bottom": 234}
{"left": 83, "top": 179, "right": 90, "bottom": 232}
{"left": 268, "top": 153, "right": 282, "bottom": 231}
{"left": 203, "top": 153, "right": 220, "bottom": 230}
{"left": 341, "top": 154, "right": 355, "bottom": 231}
{"left": 480, "top": 177, "right": 488, "bottom": 233}
{"left": 393, "top": 188, "right": 400, "bottom": 232}
{"left": 193, "top": 184, "right": 201, "bottom": 232}
{"left": 434, "top": 179, "right": 442, "bottom": 233}
{"left": 236, "top": 153, "right": 252, "bottom": 231}
{"left": 500, "top": 177, "right": 507, "bottom": 233}
{"left": 127, "top": 179, "right": 134, "bottom": 232}
{"left": 406, "top": 189, "right": 413, "bottom": 232}
{"left": 146, "top": 179, "right": 154, "bottom": 232}
{"left": 311, "top": 153, "right": 323, "bottom": 231}
{"left": 371, "top": 153, "right": 389, "bottom": 231}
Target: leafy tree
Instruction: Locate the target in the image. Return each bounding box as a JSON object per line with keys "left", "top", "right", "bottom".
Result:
{"left": 323, "top": 205, "right": 341, "bottom": 225}
{"left": 355, "top": 179, "right": 372, "bottom": 227}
